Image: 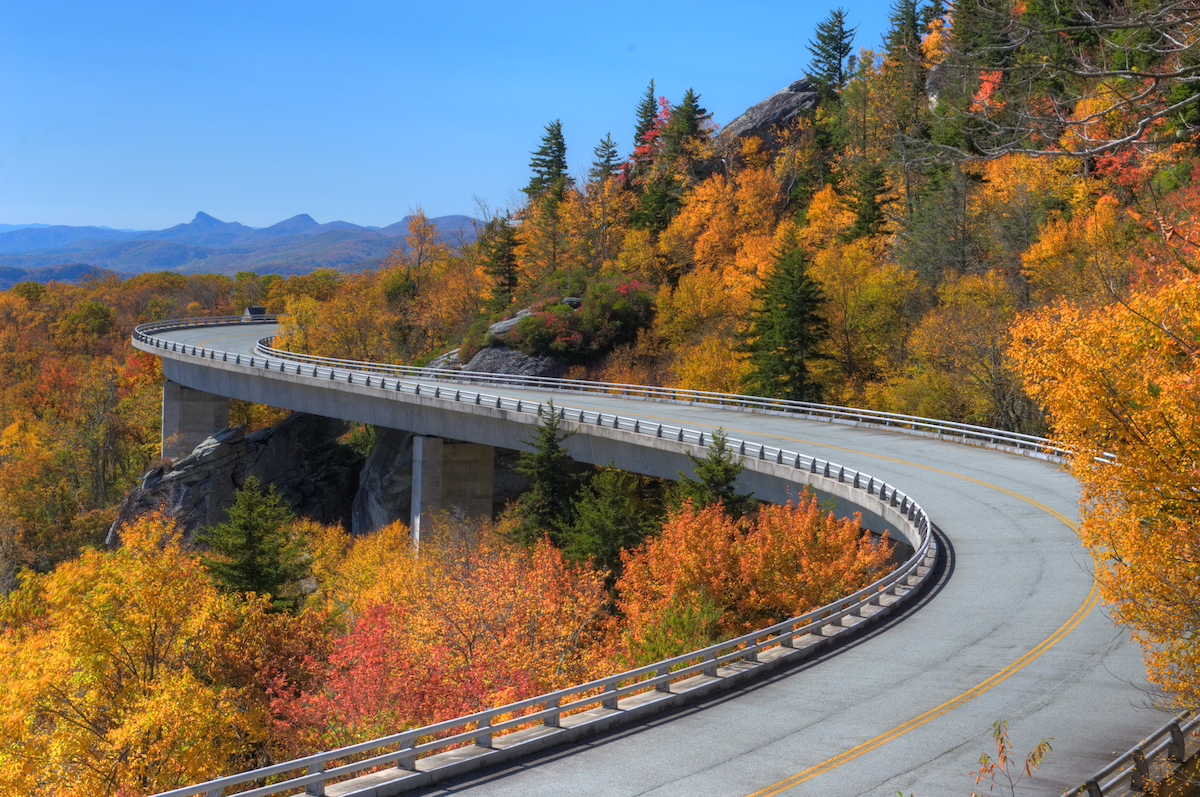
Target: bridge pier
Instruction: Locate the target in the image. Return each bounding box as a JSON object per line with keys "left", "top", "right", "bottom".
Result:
{"left": 161, "top": 380, "right": 230, "bottom": 459}
{"left": 410, "top": 436, "right": 494, "bottom": 543}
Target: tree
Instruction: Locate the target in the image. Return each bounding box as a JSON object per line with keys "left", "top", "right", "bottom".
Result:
{"left": 1009, "top": 275, "right": 1200, "bottom": 710}
{"left": 661, "top": 88, "right": 710, "bottom": 164}
{"left": 511, "top": 401, "right": 577, "bottom": 546}
{"left": 589, "top": 132, "right": 621, "bottom": 183}
{"left": 807, "top": 7, "right": 858, "bottom": 103}
{"left": 739, "top": 230, "right": 827, "bottom": 402}
{"left": 633, "top": 79, "right": 657, "bottom": 152}
{"left": 561, "top": 468, "right": 662, "bottom": 584}
{"left": 197, "top": 476, "right": 310, "bottom": 613}
{"left": 932, "top": 0, "right": 1200, "bottom": 161}
{"left": 524, "top": 119, "right": 570, "bottom": 198}
{"left": 482, "top": 214, "right": 520, "bottom": 313}
{"left": 675, "top": 428, "right": 755, "bottom": 519}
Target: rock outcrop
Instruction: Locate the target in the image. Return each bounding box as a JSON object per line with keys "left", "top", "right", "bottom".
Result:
{"left": 109, "top": 413, "right": 362, "bottom": 545}
{"left": 716, "top": 78, "right": 820, "bottom": 150}
{"left": 462, "top": 346, "right": 568, "bottom": 378}
{"left": 350, "top": 427, "right": 416, "bottom": 535}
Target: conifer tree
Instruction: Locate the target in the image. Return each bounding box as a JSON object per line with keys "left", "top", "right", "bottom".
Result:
{"left": 562, "top": 468, "right": 660, "bottom": 584}
{"left": 524, "top": 119, "right": 570, "bottom": 198}
{"left": 675, "top": 429, "right": 755, "bottom": 520}
{"left": 843, "top": 163, "right": 891, "bottom": 240}
{"left": 662, "top": 89, "right": 709, "bottom": 162}
{"left": 589, "top": 132, "right": 621, "bottom": 183}
{"left": 739, "top": 231, "right": 827, "bottom": 402}
{"left": 633, "top": 79, "right": 657, "bottom": 151}
{"left": 482, "top": 214, "right": 520, "bottom": 313}
{"left": 197, "top": 475, "right": 308, "bottom": 613}
{"left": 806, "top": 8, "right": 857, "bottom": 103}
{"left": 512, "top": 401, "right": 577, "bottom": 546}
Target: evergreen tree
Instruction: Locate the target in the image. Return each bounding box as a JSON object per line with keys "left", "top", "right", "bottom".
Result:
{"left": 512, "top": 401, "right": 577, "bottom": 546}
{"left": 633, "top": 79, "right": 657, "bottom": 151}
{"left": 675, "top": 429, "right": 755, "bottom": 520}
{"left": 738, "top": 231, "right": 827, "bottom": 402}
{"left": 843, "top": 162, "right": 891, "bottom": 240}
{"left": 661, "top": 88, "right": 709, "bottom": 163}
{"left": 196, "top": 475, "right": 308, "bottom": 613}
{"left": 589, "top": 132, "right": 621, "bottom": 183}
{"left": 482, "top": 214, "right": 520, "bottom": 313}
{"left": 524, "top": 119, "right": 570, "bottom": 198}
{"left": 562, "top": 468, "right": 662, "bottom": 584}
{"left": 806, "top": 8, "right": 857, "bottom": 103}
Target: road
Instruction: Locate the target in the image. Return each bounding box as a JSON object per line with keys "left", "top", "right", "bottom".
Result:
{"left": 145, "top": 323, "right": 1160, "bottom": 797}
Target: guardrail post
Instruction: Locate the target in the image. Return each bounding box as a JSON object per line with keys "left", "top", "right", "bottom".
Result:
{"left": 544, "top": 696, "right": 562, "bottom": 728}
{"left": 1130, "top": 748, "right": 1152, "bottom": 791}
{"left": 739, "top": 440, "right": 746, "bottom": 455}
{"left": 304, "top": 761, "right": 326, "bottom": 796}
{"left": 759, "top": 445, "right": 765, "bottom": 459}
{"left": 1169, "top": 721, "right": 1187, "bottom": 761}
{"left": 656, "top": 666, "right": 671, "bottom": 692}
{"left": 435, "top": 386, "right": 441, "bottom": 398}
{"left": 475, "top": 714, "right": 495, "bottom": 748}
{"left": 657, "top": 424, "right": 663, "bottom": 437}
{"left": 634, "top": 420, "right": 640, "bottom": 433}
{"left": 365, "top": 376, "right": 371, "bottom": 387}
{"left": 699, "top": 432, "right": 705, "bottom": 447}
{"left": 677, "top": 428, "right": 684, "bottom": 442}
{"left": 703, "top": 652, "right": 718, "bottom": 677}
{"left": 398, "top": 744, "right": 416, "bottom": 771}
{"left": 602, "top": 680, "right": 619, "bottom": 709}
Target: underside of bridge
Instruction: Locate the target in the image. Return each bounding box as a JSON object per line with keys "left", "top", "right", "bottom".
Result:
{"left": 162, "top": 378, "right": 495, "bottom": 541}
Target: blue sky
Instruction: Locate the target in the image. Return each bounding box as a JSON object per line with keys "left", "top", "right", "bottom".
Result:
{"left": 1, "top": 1, "right": 895, "bottom": 230}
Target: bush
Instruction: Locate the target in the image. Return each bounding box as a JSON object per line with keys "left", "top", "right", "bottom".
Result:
{"left": 512, "top": 280, "right": 655, "bottom": 363}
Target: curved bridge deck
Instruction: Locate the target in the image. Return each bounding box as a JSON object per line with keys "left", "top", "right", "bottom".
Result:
{"left": 139, "top": 320, "right": 1159, "bottom": 797}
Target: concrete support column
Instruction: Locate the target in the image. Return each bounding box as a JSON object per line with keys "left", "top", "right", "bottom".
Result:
{"left": 161, "top": 380, "right": 231, "bottom": 460}
{"left": 409, "top": 436, "right": 494, "bottom": 543}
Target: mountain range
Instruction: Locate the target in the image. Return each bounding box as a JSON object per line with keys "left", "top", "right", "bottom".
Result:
{"left": 0, "top": 212, "right": 477, "bottom": 287}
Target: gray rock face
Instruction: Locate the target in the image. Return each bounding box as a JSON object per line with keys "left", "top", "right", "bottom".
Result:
{"left": 462, "top": 346, "right": 567, "bottom": 378}
{"left": 487, "top": 309, "right": 532, "bottom": 337}
{"left": 351, "top": 427, "right": 416, "bottom": 535}
{"left": 717, "top": 78, "right": 820, "bottom": 149}
{"left": 109, "top": 413, "right": 361, "bottom": 545}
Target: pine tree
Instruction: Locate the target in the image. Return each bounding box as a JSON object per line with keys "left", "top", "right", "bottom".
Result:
{"left": 739, "top": 230, "right": 827, "bottom": 402}
{"left": 524, "top": 119, "right": 570, "bottom": 198}
{"left": 562, "top": 468, "right": 661, "bottom": 584}
{"left": 589, "top": 132, "right": 621, "bottom": 183}
{"left": 196, "top": 475, "right": 309, "bottom": 613}
{"left": 843, "top": 162, "right": 891, "bottom": 240}
{"left": 662, "top": 88, "right": 709, "bottom": 163}
{"left": 633, "top": 79, "right": 657, "bottom": 151}
{"left": 512, "top": 401, "right": 577, "bottom": 546}
{"left": 482, "top": 214, "right": 520, "bottom": 313}
{"left": 675, "top": 429, "right": 755, "bottom": 520}
{"left": 806, "top": 8, "right": 857, "bottom": 103}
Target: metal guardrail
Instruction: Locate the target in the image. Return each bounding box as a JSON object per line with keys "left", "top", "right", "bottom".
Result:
{"left": 136, "top": 317, "right": 937, "bottom": 797}
{"left": 1063, "top": 711, "right": 1199, "bottom": 796}
{"left": 133, "top": 317, "right": 1157, "bottom": 796}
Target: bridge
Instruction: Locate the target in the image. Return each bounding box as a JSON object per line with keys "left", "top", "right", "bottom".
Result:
{"left": 136, "top": 317, "right": 1183, "bottom": 797}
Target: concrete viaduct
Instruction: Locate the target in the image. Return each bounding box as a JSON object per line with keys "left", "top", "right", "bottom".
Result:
{"left": 138, "top": 317, "right": 1166, "bottom": 797}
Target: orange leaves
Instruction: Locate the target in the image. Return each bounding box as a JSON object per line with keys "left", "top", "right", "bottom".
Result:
{"left": 615, "top": 497, "right": 893, "bottom": 663}
{"left": 1009, "top": 274, "right": 1200, "bottom": 708}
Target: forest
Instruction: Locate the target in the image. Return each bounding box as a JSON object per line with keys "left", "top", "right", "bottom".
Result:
{"left": 1, "top": 1, "right": 1199, "bottom": 793}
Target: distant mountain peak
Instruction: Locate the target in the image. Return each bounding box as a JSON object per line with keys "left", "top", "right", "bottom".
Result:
{"left": 191, "top": 212, "right": 223, "bottom": 225}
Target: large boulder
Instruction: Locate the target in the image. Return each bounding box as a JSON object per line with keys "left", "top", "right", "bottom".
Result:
{"left": 462, "top": 346, "right": 568, "bottom": 378}
{"left": 716, "top": 78, "right": 820, "bottom": 150}
{"left": 351, "top": 427, "right": 416, "bottom": 535}
{"left": 109, "top": 412, "right": 361, "bottom": 545}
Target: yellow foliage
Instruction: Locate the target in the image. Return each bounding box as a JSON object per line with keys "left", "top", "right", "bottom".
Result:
{"left": 1022, "top": 195, "right": 1134, "bottom": 303}
{"left": 1010, "top": 274, "right": 1200, "bottom": 708}
{"left": 670, "top": 331, "right": 749, "bottom": 394}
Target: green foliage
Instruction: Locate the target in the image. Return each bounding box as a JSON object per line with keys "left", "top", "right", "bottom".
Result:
{"left": 806, "top": 7, "right": 857, "bottom": 103}
{"left": 9, "top": 281, "right": 46, "bottom": 303}
{"left": 511, "top": 402, "right": 577, "bottom": 546}
{"left": 675, "top": 428, "right": 755, "bottom": 520}
{"left": 739, "top": 231, "right": 827, "bottom": 402}
{"left": 482, "top": 214, "right": 520, "bottom": 313}
{"left": 524, "top": 119, "right": 570, "bottom": 199}
{"left": 634, "top": 79, "right": 657, "bottom": 151}
{"left": 625, "top": 592, "right": 723, "bottom": 666}
{"left": 197, "top": 475, "right": 309, "bottom": 613}
{"left": 843, "top": 162, "right": 891, "bottom": 240}
{"left": 661, "top": 88, "right": 709, "bottom": 162}
{"left": 561, "top": 468, "right": 664, "bottom": 584}
{"left": 509, "top": 279, "right": 655, "bottom": 363}
{"left": 589, "top": 132, "right": 622, "bottom": 183}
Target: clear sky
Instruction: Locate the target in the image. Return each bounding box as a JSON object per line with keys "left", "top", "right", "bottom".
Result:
{"left": 1, "top": 1, "right": 895, "bottom": 231}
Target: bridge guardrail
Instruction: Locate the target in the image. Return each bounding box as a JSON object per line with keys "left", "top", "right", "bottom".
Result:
{"left": 133, "top": 318, "right": 1153, "bottom": 796}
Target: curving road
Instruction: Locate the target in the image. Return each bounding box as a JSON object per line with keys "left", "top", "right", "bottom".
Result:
{"left": 142, "top": 323, "right": 1161, "bottom": 797}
